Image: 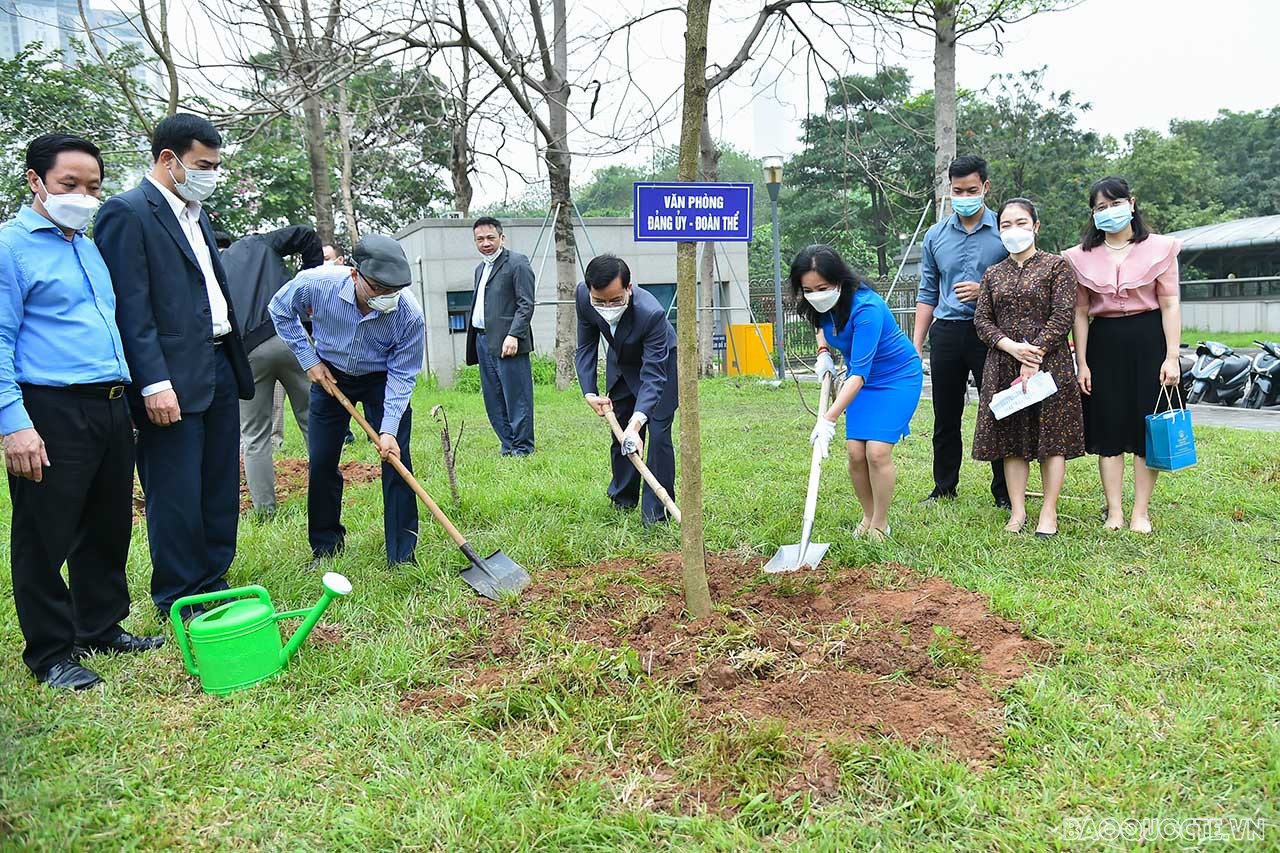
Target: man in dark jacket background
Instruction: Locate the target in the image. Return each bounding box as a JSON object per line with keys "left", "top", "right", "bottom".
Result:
{"left": 219, "top": 225, "right": 324, "bottom": 515}
{"left": 464, "top": 216, "right": 536, "bottom": 456}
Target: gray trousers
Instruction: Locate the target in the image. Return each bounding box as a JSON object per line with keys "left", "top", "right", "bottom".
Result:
{"left": 240, "top": 335, "right": 311, "bottom": 511}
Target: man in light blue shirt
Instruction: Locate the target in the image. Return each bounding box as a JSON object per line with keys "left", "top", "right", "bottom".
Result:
{"left": 912, "top": 155, "right": 1010, "bottom": 507}
{"left": 270, "top": 234, "right": 425, "bottom": 566}
{"left": 0, "top": 134, "right": 162, "bottom": 690}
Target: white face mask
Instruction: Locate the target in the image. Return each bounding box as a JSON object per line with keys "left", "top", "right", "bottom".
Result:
{"left": 367, "top": 291, "right": 401, "bottom": 314}
{"left": 37, "top": 178, "right": 99, "bottom": 232}
{"left": 593, "top": 293, "right": 629, "bottom": 325}
{"left": 167, "top": 153, "right": 220, "bottom": 202}
{"left": 1000, "top": 226, "right": 1036, "bottom": 254}
{"left": 803, "top": 288, "right": 841, "bottom": 314}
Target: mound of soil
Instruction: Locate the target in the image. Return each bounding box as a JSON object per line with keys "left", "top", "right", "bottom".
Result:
{"left": 402, "top": 552, "right": 1053, "bottom": 802}
{"left": 132, "top": 458, "right": 382, "bottom": 515}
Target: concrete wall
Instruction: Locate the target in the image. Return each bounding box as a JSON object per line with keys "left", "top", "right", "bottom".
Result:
{"left": 1181, "top": 299, "right": 1280, "bottom": 333}
{"left": 395, "top": 216, "right": 751, "bottom": 385}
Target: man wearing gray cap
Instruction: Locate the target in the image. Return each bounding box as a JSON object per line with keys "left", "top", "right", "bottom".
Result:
{"left": 269, "top": 234, "right": 425, "bottom": 566}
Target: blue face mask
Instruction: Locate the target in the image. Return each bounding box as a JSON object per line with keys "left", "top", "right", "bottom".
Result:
{"left": 951, "top": 195, "right": 984, "bottom": 217}
{"left": 1093, "top": 201, "right": 1133, "bottom": 234}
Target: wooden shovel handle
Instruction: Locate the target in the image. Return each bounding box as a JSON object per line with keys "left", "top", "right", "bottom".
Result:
{"left": 602, "top": 409, "right": 682, "bottom": 524}
{"left": 329, "top": 386, "right": 468, "bottom": 548}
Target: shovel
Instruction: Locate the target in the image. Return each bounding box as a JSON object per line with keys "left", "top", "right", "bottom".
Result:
{"left": 763, "top": 371, "right": 834, "bottom": 574}
{"left": 602, "top": 409, "right": 682, "bottom": 524}
{"left": 330, "top": 387, "right": 530, "bottom": 600}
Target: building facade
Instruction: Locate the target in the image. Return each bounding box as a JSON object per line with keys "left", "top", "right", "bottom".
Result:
{"left": 395, "top": 216, "right": 752, "bottom": 385}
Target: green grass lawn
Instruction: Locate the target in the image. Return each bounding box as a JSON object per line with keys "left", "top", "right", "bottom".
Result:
{"left": 2, "top": 379, "right": 1279, "bottom": 850}
{"left": 1181, "top": 329, "right": 1276, "bottom": 349}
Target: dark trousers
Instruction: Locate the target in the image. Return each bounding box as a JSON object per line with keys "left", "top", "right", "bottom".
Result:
{"left": 9, "top": 384, "right": 134, "bottom": 676}
{"left": 475, "top": 332, "right": 535, "bottom": 455}
{"left": 136, "top": 347, "right": 241, "bottom": 614}
{"left": 928, "top": 318, "right": 1009, "bottom": 501}
{"left": 607, "top": 387, "right": 676, "bottom": 525}
{"left": 308, "top": 366, "right": 418, "bottom": 564}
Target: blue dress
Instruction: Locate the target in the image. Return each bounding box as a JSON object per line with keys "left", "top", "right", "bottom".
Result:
{"left": 821, "top": 288, "right": 923, "bottom": 443}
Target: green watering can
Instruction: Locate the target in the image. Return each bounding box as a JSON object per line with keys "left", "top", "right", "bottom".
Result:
{"left": 170, "top": 573, "right": 352, "bottom": 695}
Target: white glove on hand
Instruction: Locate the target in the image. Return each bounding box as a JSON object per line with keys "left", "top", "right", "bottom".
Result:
{"left": 809, "top": 416, "right": 837, "bottom": 459}
{"left": 815, "top": 350, "right": 835, "bottom": 380}
{"left": 621, "top": 428, "right": 643, "bottom": 457}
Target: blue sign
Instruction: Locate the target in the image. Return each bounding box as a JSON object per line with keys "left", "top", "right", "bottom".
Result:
{"left": 633, "top": 182, "right": 754, "bottom": 243}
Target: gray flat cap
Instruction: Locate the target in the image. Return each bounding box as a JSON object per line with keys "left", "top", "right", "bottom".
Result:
{"left": 352, "top": 234, "right": 412, "bottom": 288}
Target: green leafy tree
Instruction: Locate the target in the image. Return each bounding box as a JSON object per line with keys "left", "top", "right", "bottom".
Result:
{"left": 1112, "top": 128, "right": 1240, "bottom": 235}
{"left": 0, "top": 45, "right": 151, "bottom": 216}
{"left": 958, "top": 68, "right": 1110, "bottom": 251}
{"left": 1169, "top": 108, "right": 1280, "bottom": 217}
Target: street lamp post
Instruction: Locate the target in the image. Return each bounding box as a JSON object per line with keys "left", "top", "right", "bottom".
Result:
{"left": 763, "top": 156, "right": 785, "bottom": 380}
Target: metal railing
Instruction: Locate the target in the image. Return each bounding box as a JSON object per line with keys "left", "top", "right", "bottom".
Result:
{"left": 1181, "top": 277, "right": 1280, "bottom": 301}
{"left": 747, "top": 277, "right": 919, "bottom": 367}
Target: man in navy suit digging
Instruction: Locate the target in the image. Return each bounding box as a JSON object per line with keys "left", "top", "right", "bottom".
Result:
{"left": 575, "top": 254, "right": 678, "bottom": 526}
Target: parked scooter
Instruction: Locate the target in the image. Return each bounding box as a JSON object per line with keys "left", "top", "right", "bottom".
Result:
{"left": 1178, "top": 343, "right": 1195, "bottom": 399}
{"left": 1187, "top": 340, "right": 1252, "bottom": 406}
{"left": 1242, "top": 340, "right": 1280, "bottom": 409}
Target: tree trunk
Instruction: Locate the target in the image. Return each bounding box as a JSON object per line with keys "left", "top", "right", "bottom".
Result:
{"left": 932, "top": 0, "right": 957, "bottom": 220}
{"left": 450, "top": 116, "right": 474, "bottom": 216}
{"left": 676, "top": 0, "right": 713, "bottom": 619}
{"left": 697, "top": 112, "right": 720, "bottom": 376}
{"left": 548, "top": 0, "right": 579, "bottom": 390}
{"left": 301, "top": 85, "right": 336, "bottom": 243}
{"left": 869, "top": 182, "right": 889, "bottom": 277}
{"left": 336, "top": 80, "right": 359, "bottom": 242}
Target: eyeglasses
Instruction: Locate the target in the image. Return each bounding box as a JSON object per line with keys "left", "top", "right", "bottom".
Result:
{"left": 356, "top": 272, "right": 396, "bottom": 295}
{"left": 590, "top": 295, "right": 629, "bottom": 309}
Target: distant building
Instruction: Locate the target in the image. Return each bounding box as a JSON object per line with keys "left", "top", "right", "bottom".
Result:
{"left": 395, "top": 216, "right": 752, "bottom": 385}
{"left": 1, "top": 0, "right": 157, "bottom": 90}
{"left": 1171, "top": 215, "right": 1280, "bottom": 333}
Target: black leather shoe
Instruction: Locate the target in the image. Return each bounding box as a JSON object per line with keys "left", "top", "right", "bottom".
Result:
{"left": 994, "top": 496, "right": 1013, "bottom": 511}
{"left": 921, "top": 490, "right": 957, "bottom": 504}
{"left": 40, "top": 659, "right": 103, "bottom": 690}
{"left": 74, "top": 630, "right": 165, "bottom": 659}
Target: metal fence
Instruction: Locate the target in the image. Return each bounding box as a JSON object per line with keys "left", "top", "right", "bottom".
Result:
{"left": 1181, "top": 277, "right": 1280, "bottom": 301}
{"left": 745, "top": 277, "right": 919, "bottom": 368}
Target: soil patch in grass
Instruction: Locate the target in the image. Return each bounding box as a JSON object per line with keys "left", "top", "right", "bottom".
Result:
{"left": 131, "top": 458, "right": 382, "bottom": 515}
{"left": 402, "top": 551, "right": 1053, "bottom": 808}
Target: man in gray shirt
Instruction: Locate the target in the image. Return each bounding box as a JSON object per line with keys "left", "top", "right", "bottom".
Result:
{"left": 464, "top": 217, "right": 536, "bottom": 456}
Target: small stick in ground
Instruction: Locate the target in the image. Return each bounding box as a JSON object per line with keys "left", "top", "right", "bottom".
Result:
{"left": 431, "top": 404, "right": 463, "bottom": 503}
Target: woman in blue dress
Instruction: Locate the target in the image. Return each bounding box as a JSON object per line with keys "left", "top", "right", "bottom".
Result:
{"left": 791, "top": 245, "right": 924, "bottom": 542}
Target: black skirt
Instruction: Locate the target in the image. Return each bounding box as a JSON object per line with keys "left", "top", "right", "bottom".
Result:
{"left": 1083, "top": 309, "right": 1179, "bottom": 457}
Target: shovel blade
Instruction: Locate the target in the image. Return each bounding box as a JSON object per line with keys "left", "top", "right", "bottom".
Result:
{"left": 459, "top": 549, "right": 531, "bottom": 600}
{"left": 762, "top": 542, "right": 830, "bottom": 575}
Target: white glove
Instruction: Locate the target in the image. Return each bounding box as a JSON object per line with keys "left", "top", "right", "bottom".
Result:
{"left": 809, "top": 416, "right": 837, "bottom": 459}
{"left": 620, "top": 427, "right": 643, "bottom": 457}
{"left": 815, "top": 350, "right": 835, "bottom": 380}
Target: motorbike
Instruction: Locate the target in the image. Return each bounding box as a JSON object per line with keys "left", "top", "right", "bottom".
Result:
{"left": 1242, "top": 340, "right": 1280, "bottom": 409}
{"left": 1187, "top": 340, "right": 1252, "bottom": 406}
{"left": 1178, "top": 343, "right": 1195, "bottom": 398}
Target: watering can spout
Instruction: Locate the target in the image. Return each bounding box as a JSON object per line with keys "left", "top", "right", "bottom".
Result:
{"left": 280, "top": 572, "right": 352, "bottom": 666}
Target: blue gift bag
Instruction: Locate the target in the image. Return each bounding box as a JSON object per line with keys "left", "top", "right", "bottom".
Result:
{"left": 1145, "top": 386, "right": 1196, "bottom": 472}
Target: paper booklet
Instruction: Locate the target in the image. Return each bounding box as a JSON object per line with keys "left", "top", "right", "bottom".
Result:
{"left": 989, "top": 371, "right": 1058, "bottom": 420}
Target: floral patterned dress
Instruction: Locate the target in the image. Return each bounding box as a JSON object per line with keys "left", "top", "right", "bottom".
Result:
{"left": 972, "top": 251, "right": 1085, "bottom": 462}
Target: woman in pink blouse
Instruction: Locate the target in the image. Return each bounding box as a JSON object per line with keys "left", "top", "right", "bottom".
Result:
{"left": 1063, "top": 177, "right": 1183, "bottom": 534}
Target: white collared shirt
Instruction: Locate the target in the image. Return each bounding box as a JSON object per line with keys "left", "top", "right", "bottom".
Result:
{"left": 471, "top": 251, "right": 499, "bottom": 330}
{"left": 145, "top": 174, "right": 232, "bottom": 342}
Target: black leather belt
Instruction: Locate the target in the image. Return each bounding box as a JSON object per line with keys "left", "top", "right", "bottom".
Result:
{"left": 212, "top": 334, "right": 229, "bottom": 347}
{"left": 23, "top": 382, "right": 127, "bottom": 399}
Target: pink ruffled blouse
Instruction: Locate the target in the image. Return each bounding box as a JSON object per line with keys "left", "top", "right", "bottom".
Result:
{"left": 1062, "top": 234, "right": 1182, "bottom": 318}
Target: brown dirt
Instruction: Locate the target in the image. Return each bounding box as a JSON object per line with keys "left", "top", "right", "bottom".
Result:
{"left": 132, "top": 458, "right": 381, "bottom": 515}
{"left": 400, "top": 552, "right": 1054, "bottom": 810}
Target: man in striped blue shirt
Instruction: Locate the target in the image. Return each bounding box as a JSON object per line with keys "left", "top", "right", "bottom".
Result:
{"left": 270, "top": 234, "right": 425, "bottom": 566}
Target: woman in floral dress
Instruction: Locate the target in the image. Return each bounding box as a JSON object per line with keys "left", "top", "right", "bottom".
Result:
{"left": 972, "top": 198, "right": 1084, "bottom": 536}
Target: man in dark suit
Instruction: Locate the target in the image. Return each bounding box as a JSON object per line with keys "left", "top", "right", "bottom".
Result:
{"left": 94, "top": 114, "right": 254, "bottom": 619}
{"left": 575, "top": 253, "right": 678, "bottom": 525}
{"left": 220, "top": 225, "right": 323, "bottom": 515}
{"left": 464, "top": 216, "right": 535, "bottom": 456}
